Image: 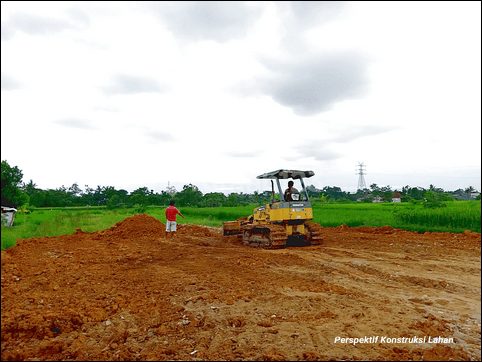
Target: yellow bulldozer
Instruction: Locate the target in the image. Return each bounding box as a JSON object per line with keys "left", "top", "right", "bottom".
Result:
{"left": 222, "top": 169, "right": 323, "bottom": 248}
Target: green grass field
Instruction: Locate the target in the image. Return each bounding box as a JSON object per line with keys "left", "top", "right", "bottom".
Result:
{"left": 2, "top": 201, "right": 480, "bottom": 250}
{"left": 312, "top": 201, "right": 481, "bottom": 234}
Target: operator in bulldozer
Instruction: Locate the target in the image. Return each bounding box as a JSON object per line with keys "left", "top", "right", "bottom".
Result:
{"left": 284, "top": 180, "right": 299, "bottom": 201}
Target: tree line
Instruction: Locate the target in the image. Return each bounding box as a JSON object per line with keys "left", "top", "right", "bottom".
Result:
{"left": 1, "top": 160, "right": 479, "bottom": 210}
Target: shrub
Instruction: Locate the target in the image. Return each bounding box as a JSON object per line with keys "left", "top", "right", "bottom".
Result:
{"left": 106, "top": 195, "right": 121, "bottom": 210}
{"left": 134, "top": 204, "right": 148, "bottom": 214}
{"left": 423, "top": 190, "right": 446, "bottom": 209}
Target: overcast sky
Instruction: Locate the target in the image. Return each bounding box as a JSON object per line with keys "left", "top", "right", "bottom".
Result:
{"left": 1, "top": 1, "right": 481, "bottom": 195}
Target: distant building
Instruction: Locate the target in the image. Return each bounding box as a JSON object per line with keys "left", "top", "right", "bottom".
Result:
{"left": 452, "top": 191, "right": 480, "bottom": 200}
{"left": 392, "top": 192, "right": 403, "bottom": 203}
{"left": 357, "top": 194, "right": 372, "bottom": 202}
{"left": 372, "top": 196, "right": 383, "bottom": 203}
{"left": 1, "top": 206, "right": 17, "bottom": 227}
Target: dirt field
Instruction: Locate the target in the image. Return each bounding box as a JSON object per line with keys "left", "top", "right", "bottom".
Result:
{"left": 1, "top": 214, "right": 480, "bottom": 361}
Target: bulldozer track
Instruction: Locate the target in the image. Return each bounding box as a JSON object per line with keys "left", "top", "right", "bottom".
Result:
{"left": 238, "top": 223, "right": 323, "bottom": 248}
{"left": 306, "top": 222, "right": 323, "bottom": 245}
{"left": 241, "top": 224, "right": 287, "bottom": 249}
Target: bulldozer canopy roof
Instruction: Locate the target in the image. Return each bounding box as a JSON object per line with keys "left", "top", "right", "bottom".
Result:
{"left": 256, "top": 169, "right": 315, "bottom": 180}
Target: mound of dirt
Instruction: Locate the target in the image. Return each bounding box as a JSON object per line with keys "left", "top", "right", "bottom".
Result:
{"left": 92, "top": 213, "right": 168, "bottom": 241}
{"left": 1, "top": 214, "right": 480, "bottom": 361}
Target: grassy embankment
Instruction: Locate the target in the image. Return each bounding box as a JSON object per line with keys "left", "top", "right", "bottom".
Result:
{"left": 1, "top": 201, "right": 480, "bottom": 250}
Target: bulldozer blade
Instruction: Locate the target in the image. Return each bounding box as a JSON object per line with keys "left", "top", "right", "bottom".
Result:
{"left": 222, "top": 221, "right": 241, "bottom": 236}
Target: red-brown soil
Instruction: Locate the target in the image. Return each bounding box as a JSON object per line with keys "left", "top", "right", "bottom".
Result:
{"left": 1, "top": 214, "right": 480, "bottom": 361}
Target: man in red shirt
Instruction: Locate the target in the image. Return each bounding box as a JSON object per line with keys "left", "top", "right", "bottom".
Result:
{"left": 165, "top": 200, "right": 184, "bottom": 239}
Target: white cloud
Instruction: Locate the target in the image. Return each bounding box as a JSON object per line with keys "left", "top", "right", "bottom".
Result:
{"left": 145, "top": 1, "right": 263, "bottom": 43}
{"left": 1, "top": 72, "right": 22, "bottom": 90}
{"left": 1, "top": 1, "right": 480, "bottom": 194}
{"left": 101, "top": 74, "right": 171, "bottom": 96}
{"left": 255, "top": 52, "right": 370, "bottom": 116}
{"left": 53, "top": 118, "right": 98, "bottom": 131}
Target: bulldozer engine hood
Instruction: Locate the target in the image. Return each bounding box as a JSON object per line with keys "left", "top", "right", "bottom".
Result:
{"left": 256, "top": 169, "right": 314, "bottom": 180}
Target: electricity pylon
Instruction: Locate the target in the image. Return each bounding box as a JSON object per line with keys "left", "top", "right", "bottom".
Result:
{"left": 356, "top": 162, "right": 367, "bottom": 191}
